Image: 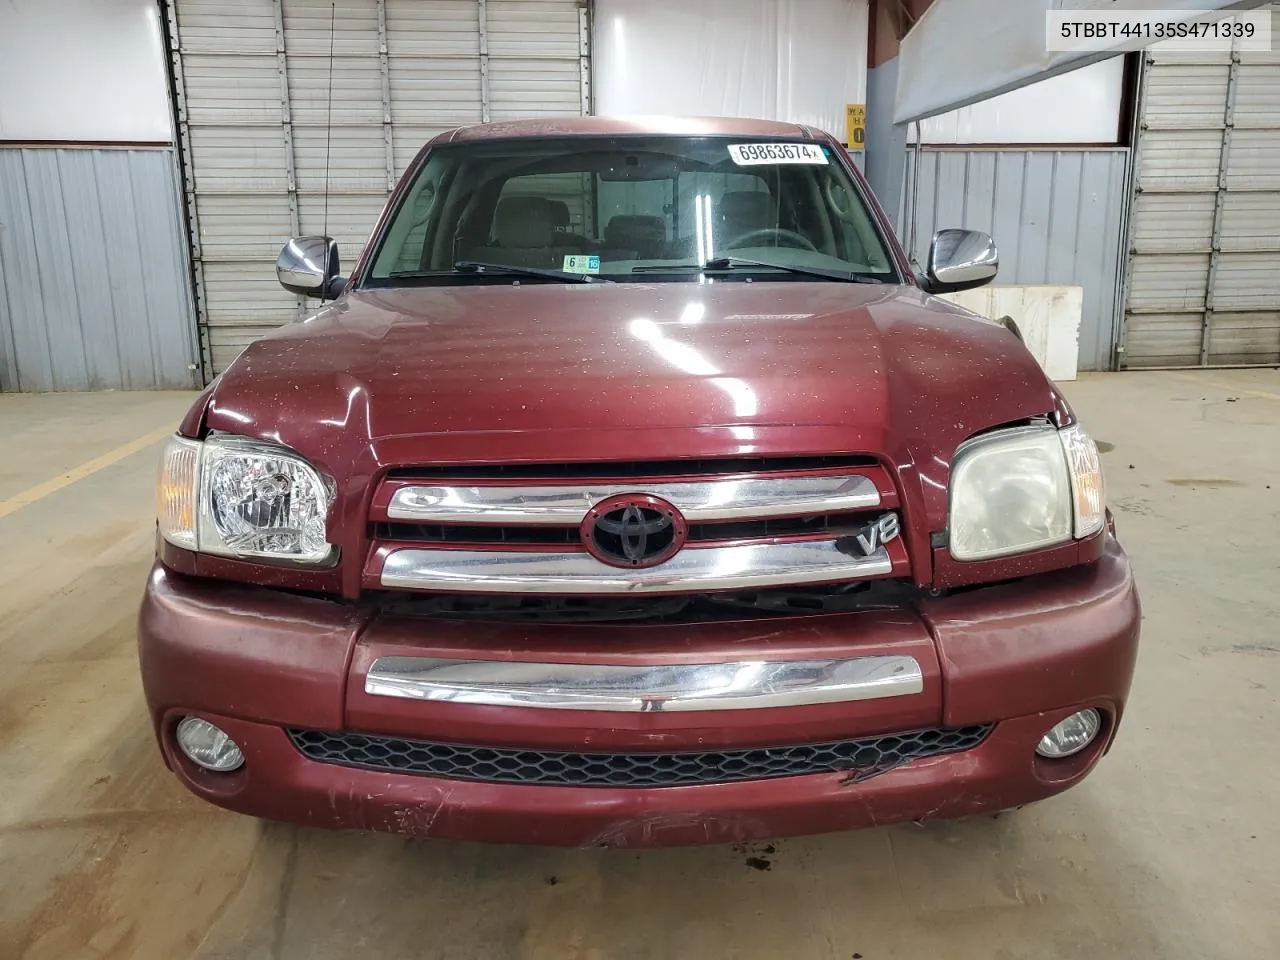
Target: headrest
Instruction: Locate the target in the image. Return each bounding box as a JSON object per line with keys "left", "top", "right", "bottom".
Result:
{"left": 494, "top": 196, "right": 555, "bottom": 247}
{"left": 604, "top": 214, "right": 667, "bottom": 250}
{"left": 546, "top": 200, "right": 571, "bottom": 228}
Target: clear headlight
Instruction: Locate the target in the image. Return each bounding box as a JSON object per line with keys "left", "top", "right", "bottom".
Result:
{"left": 1059, "top": 424, "right": 1105, "bottom": 538}
{"left": 157, "top": 435, "right": 201, "bottom": 550}
{"left": 949, "top": 425, "right": 1074, "bottom": 560}
{"left": 156, "top": 433, "right": 335, "bottom": 564}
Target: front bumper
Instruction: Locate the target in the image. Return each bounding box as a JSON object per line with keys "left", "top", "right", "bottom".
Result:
{"left": 138, "top": 537, "right": 1140, "bottom": 847}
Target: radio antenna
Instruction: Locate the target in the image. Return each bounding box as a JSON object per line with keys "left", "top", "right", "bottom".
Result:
{"left": 322, "top": 0, "right": 336, "bottom": 242}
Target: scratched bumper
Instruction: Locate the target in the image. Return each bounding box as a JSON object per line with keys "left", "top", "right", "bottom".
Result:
{"left": 149, "top": 706, "right": 1105, "bottom": 846}
{"left": 138, "top": 537, "right": 1140, "bottom": 846}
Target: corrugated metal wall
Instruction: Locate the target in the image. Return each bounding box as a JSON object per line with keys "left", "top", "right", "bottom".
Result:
{"left": 0, "top": 147, "right": 199, "bottom": 392}
{"left": 898, "top": 148, "right": 1129, "bottom": 372}
{"left": 166, "top": 0, "right": 590, "bottom": 377}
{"left": 1121, "top": 40, "right": 1280, "bottom": 368}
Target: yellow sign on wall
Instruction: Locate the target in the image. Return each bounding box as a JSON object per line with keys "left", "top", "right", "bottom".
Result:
{"left": 846, "top": 103, "right": 866, "bottom": 149}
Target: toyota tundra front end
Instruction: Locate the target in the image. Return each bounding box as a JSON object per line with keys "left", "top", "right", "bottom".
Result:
{"left": 138, "top": 117, "right": 1140, "bottom": 846}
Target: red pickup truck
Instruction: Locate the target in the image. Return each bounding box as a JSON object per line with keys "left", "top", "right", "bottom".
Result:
{"left": 140, "top": 117, "right": 1139, "bottom": 847}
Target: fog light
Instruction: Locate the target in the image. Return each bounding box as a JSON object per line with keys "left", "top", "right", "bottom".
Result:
{"left": 1036, "top": 709, "right": 1101, "bottom": 758}
{"left": 175, "top": 716, "right": 244, "bottom": 772}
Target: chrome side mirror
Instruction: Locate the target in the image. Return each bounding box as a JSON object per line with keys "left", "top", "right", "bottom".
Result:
{"left": 923, "top": 228, "right": 998, "bottom": 294}
{"left": 276, "top": 236, "right": 345, "bottom": 299}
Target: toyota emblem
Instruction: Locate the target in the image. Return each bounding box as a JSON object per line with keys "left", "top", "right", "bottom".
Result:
{"left": 581, "top": 494, "right": 688, "bottom": 568}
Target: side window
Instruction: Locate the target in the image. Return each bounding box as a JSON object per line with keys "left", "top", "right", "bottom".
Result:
{"left": 390, "top": 180, "right": 438, "bottom": 272}
{"left": 371, "top": 158, "right": 444, "bottom": 275}
{"left": 820, "top": 169, "right": 890, "bottom": 270}
{"left": 835, "top": 212, "right": 864, "bottom": 262}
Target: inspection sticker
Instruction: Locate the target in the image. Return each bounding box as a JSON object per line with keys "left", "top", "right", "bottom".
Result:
{"left": 563, "top": 254, "right": 600, "bottom": 274}
{"left": 728, "top": 143, "right": 828, "bottom": 166}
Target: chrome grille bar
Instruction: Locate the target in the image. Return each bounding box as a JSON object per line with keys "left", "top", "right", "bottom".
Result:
{"left": 386, "top": 474, "right": 880, "bottom": 524}
{"left": 364, "top": 655, "right": 923, "bottom": 712}
{"left": 380, "top": 538, "right": 892, "bottom": 595}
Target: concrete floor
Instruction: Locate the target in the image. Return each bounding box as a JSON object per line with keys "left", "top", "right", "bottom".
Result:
{"left": 1, "top": 371, "right": 1278, "bottom": 960}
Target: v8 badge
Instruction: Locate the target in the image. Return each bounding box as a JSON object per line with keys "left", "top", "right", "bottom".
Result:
{"left": 838, "top": 512, "right": 901, "bottom": 558}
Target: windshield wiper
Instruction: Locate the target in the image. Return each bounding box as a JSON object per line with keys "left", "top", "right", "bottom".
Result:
{"left": 632, "top": 257, "right": 884, "bottom": 283}
{"left": 452, "top": 260, "right": 611, "bottom": 283}
{"left": 388, "top": 261, "right": 610, "bottom": 284}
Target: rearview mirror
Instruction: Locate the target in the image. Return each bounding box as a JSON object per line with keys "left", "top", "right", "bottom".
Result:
{"left": 276, "top": 236, "right": 345, "bottom": 299}
{"left": 597, "top": 155, "right": 680, "bottom": 181}
{"left": 923, "top": 229, "right": 997, "bottom": 294}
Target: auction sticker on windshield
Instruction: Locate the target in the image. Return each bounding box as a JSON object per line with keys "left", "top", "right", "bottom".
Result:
{"left": 728, "top": 143, "right": 828, "bottom": 166}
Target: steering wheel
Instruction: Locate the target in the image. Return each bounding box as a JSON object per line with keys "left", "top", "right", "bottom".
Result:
{"left": 725, "top": 227, "right": 819, "bottom": 252}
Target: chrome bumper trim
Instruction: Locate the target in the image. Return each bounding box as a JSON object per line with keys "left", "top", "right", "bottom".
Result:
{"left": 364, "top": 655, "right": 923, "bottom": 712}
{"left": 386, "top": 474, "right": 880, "bottom": 524}
{"left": 379, "top": 539, "right": 892, "bottom": 594}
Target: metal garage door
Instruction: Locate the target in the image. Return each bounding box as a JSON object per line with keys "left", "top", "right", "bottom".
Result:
{"left": 162, "top": 0, "right": 590, "bottom": 378}
{"left": 1121, "top": 35, "right": 1280, "bottom": 367}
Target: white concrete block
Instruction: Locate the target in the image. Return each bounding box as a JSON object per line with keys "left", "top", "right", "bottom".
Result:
{"left": 940, "top": 285, "right": 1082, "bottom": 381}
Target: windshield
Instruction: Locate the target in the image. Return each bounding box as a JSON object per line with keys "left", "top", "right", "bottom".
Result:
{"left": 365, "top": 136, "right": 899, "bottom": 284}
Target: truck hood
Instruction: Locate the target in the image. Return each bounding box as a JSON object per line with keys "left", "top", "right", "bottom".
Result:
{"left": 204, "top": 282, "right": 1064, "bottom": 528}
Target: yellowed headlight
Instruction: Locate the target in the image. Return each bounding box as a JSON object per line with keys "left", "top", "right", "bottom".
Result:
{"left": 948, "top": 426, "right": 1073, "bottom": 561}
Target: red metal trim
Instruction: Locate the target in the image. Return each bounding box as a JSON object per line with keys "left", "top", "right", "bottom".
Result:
{"left": 379, "top": 463, "right": 885, "bottom": 486}
{"left": 191, "top": 554, "right": 345, "bottom": 595}
{"left": 158, "top": 538, "right": 198, "bottom": 576}
{"left": 930, "top": 527, "right": 1107, "bottom": 590}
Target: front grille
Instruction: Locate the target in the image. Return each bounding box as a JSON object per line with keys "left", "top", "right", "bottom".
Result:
{"left": 373, "top": 578, "right": 922, "bottom": 623}
{"left": 373, "top": 511, "right": 870, "bottom": 547}
{"left": 287, "top": 725, "right": 993, "bottom": 788}
{"left": 369, "top": 458, "right": 906, "bottom": 598}
{"left": 375, "top": 521, "right": 579, "bottom": 546}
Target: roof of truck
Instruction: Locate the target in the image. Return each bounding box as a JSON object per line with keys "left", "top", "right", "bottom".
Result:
{"left": 433, "top": 115, "right": 827, "bottom": 144}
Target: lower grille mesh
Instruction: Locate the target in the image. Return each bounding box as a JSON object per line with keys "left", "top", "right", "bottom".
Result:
{"left": 287, "top": 725, "right": 994, "bottom": 788}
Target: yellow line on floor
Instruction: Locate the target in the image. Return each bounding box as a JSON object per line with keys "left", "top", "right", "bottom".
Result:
{"left": 0, "top": 425, "right": 175, "bottom": 520}
{"left": 1166, "top": 371, "right": 1280, "bottom": 402}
